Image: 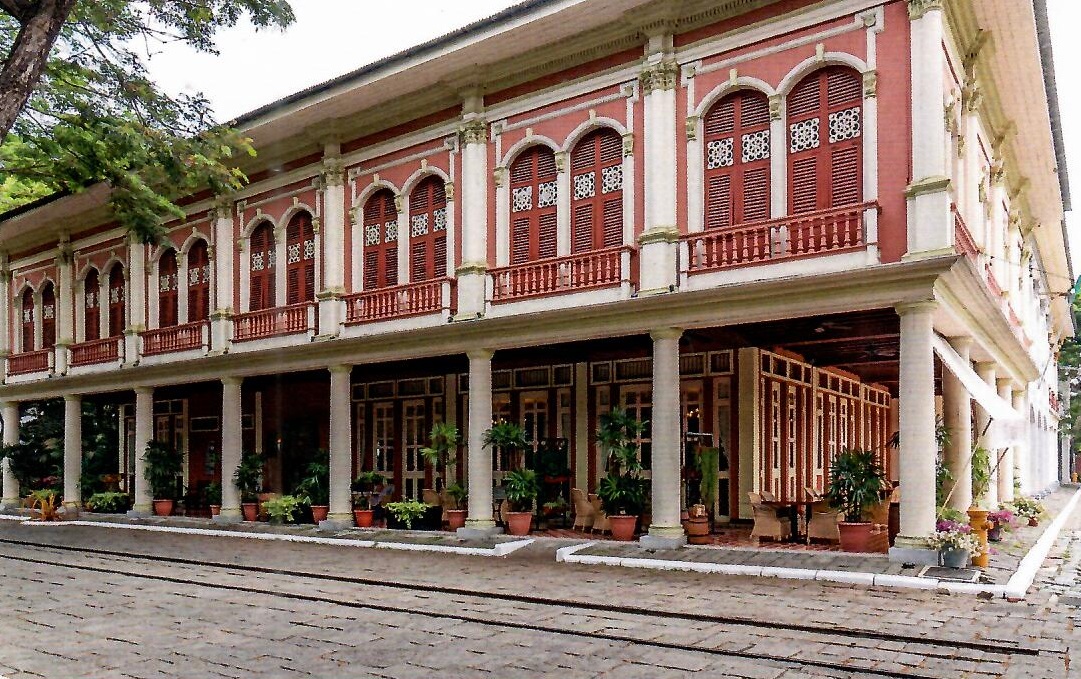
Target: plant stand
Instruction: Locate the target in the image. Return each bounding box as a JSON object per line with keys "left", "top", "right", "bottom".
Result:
{"left": 682, "top": 516, "right": 710, "bottom": 545}
{"left": 967, "top": 507, "right": 990, "bottom": 569}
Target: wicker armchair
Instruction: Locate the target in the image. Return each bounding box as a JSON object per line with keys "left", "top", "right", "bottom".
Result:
{"left": 749, "top": 492, "right": 790, "bottom": 543}
{"left": 589, "top": 495, "right": 610, "bottom": 534}
{"left": 806, "top": 499, "right": 842, "bottom": 543}
{"left": 571, "top": 488, "right": 594, "bottom": 530}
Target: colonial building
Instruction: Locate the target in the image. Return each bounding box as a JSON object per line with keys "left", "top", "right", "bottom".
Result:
{"left": 0, "top": 0, "right": 1070, "bottom": 557}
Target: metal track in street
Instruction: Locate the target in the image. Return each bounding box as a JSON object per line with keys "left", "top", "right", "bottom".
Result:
{"left": 0, "top": 536, "right": 1058, "bottom": 678}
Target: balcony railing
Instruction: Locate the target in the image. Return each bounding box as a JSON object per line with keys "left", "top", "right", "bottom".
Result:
{"left": 233, "top": 302, "right": 317, "bottom": 342}
{"left": 344, "top": 279, "right": 454, "bottom": 325}
{"left": 140, "top": 321, "right": 209, "bottom": 356}
{"left": 8, "top": 348, "right": 53, "bottom": 376}
{"left": 490, "top": 246, "right": 630, "bottom": 303}
{"left": 985, "top": 262, "right": 1004, "bottom": 297}
{"left": 70, "top": 336, "right": 121, "bottom": 366}
{"left": 682, "top": 203, "right": 872, "bottom": 273}
{"left": 952, "top": 205, "right": 979, "bottom": 262}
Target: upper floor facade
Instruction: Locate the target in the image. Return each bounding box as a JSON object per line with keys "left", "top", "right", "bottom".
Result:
{"left": 0, "top": 0, "right": 1070, "bottom": 392}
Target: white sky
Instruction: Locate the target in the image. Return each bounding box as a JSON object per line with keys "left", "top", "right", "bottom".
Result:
{"left": 146, "top": 0, "right": 1081, "bottom": 272}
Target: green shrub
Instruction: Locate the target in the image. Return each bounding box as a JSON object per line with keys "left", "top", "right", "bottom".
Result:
{"left": 85, "top": 492, "right": 131, "bottom": 513}
{"left": 385, "top": 499, "right": 428, "bottom": 529}
{"left": 263, "top": 495, "right": 303, "bottom": 524}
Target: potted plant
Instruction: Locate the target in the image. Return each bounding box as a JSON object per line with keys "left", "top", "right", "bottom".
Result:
{"left": 385, "top": 498, "right": 429, "bottom": 530}
{"left": 205, "top": 482, "right": 222, "bottom": 517}
{"left": 143, "top": 440, "right": 183, "bottom": 517}
{"left": 351, "top": 471, "right": 385, "bottom": 527}
{"left": 420, "top": 422, "right": 460, "bottom": 491}
{"left": 483, "top": 421, "right": 529, "bottom": 474}
{"left": 503, "top": 468, "right": 539, "bottom": 536}
{"left": 987, "top": 507, "right": 1015, "bottom": 542}
{"left": 1011, "top": 497, "right": 1046, "bottom": 526}
{"left": 28, "top": 488, "right": 61, "bottom": 521}
{"left": 233, "top": 451, "right": 264, "bottom": 521}
{"left": 929, "top": 519, "right": 980, "bottom": 568}
{"left": 826, "top": 448, "right": 886, "bottom": 552}
{"left": 85, "top": 491, "right": 131, "bottom": 514}
{"left": 444, "top": 481, "right": 468, "bottom": 530}
{"left": 596, "top": 408, "right": 649, "bottom": 541}
{"left": 263, "top": 495, "right": 303, "bottom": 524}
{"left": 684, "top": 446, "right": 719, "bottom": 544}
{"left": 295, "top": 452, "right": 330, "bottom": 523}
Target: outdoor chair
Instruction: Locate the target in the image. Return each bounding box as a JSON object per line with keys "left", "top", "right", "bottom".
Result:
{"left": 571, "top": 488, "right": 594, "bottom": 530}
{"left": 806, "top": 499, "right": 841, "bottom": 543}
{"left": 748, "top": 492, "right": 790, "bottom": 544}
{"left": 760, "top": 490, "right": 778, "bottom": 502}
{"left": 804, "top": 486, "right": 824, "bottom": 501}
{"left": 588, "top": 495, "right": 610, "bottom": 534}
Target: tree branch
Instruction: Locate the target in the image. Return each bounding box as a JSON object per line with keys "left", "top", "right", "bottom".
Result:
{"left": 0, "top": 0, "right": 76, "bottom": 141}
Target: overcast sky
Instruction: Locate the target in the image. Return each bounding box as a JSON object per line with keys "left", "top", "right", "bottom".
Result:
{"left": 145, "top": 0, "right": 1081, "bottom": 265}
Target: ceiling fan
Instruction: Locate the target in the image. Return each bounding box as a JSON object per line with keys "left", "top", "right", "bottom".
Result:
{"left": 813, "top": 320, "right": 853, "bottom": 334}
{"left": 857, "top": 344, "right": 898, "bottom": 360}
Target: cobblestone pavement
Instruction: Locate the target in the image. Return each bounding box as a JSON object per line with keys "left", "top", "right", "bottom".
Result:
{"left": 0, "top": 500, "right": 1078, "bottom": 679}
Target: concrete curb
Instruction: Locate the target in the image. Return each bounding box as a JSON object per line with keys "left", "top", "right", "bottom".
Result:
{"left": 15, "top": 518, "right": 532, "bottom": 557}
{"left": 1003, "top": 486, "right": 1081, "bottom": 601}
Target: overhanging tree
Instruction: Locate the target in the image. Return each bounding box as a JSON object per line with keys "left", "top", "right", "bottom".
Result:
{"left": 0, "top": 0, "right": 294, "bottom": 242}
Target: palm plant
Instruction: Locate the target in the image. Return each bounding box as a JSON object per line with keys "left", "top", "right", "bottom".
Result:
{"left": 143, "top": 440, "right": 182, "bottom": 500}
{"left": 826, "top": 448, "right": 885, "bottom": 523}
{"left": 596, "top": 408, "right": 648, "bottom": 516}
{"left": 503, "top": 468, "right": 539, "bottom": 512}
{"left": 420, "top": 422, "right": 459, "bottom": 491}
{"left": 233, "top": 451, "right": 264, "bottom": 503}
{"left": 483, "top": 421, "right": 528, "bottom": 471}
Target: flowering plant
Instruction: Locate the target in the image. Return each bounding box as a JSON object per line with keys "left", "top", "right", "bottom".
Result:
{"left": 927, "top": 525, "right": 980, "bottom": 554}
{"left": 1010, "top": 497, "right": 1045, "bottom": 521}
{"left": 935, "top": 518, "right": 968, "bottom": 533}
{"left": 987, "top": 508, "right": 1016, "bottom": 528}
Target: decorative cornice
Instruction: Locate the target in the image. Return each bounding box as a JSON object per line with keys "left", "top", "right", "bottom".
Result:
{"left": 962, "top": 77, "right": 983, "bottom": 114}
{"left": 621, "top": 132, "right": 634, "bottom": 157}
{"left": 862, "top": 70, "right": 877, "bottom": 99}
{"left": 456, "top": 262, "right": 488, "bottom": 276}
{"left": 685, "top": 116, "right": 698, "bottom": 141}
{"left": 458, "top": 120, "right": 488, "bottom": 146}
{"left": 907, "top": 0, "right": 943, "bottom": 21}
{"left": 637, "top": 226, "right": 680, "bottom": 245}
{"left": 904, "top": 176, "right": 952, "bottom": 198}
{"left": 322, "top": 157, "right": 346, "bottom": 187}
{"left": 639, "top": 60, "right": 678, "bottom": 95}
{"left": 769, "top": 94, "right": 783, "bottom": 121}
{"left": 444, "top": 182, "right": 455, "bottom": 201}
{"left": 493, "top": 167, "right": 507, "bottom": 188}
{"left": 553, "top": 152, "right": 567, "bottom": 173}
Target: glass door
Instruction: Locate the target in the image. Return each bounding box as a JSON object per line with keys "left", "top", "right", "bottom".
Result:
{"left": 402, "top": 399, "right": 426, "bottom": 500}
{"left": 619, "top": 384, "right": 652, "bottom": 480}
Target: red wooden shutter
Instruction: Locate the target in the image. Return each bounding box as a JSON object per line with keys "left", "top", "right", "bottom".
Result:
{"left": 286, "top": 212, "right": 315, "bottom": 304}
{"left": 84, "top": 269, "right": 101, "bottom": 342}
{"left": 41, "top": 282, "right": 56, "bottom": 349}
{"left": 787, "top": 67, "right": 862, "bottom": 214}
{"left": 408, "top": 176, "right": 448, "bottom": 282}
{"left": 509, "top": 146, "right": 558, "bottom": 263}
{"left": 570, "top": 128, "right": 623, "bottom": 252}
{"left": 158, "top": 251, "right": 178, "bottom": 327}
{"left": 187, "top": 240, "right": 210, "bottom": 322}
{"left": 704, "top": 90, "right": 771, "bottom": 228}
{"left": 107, "top": 265, "right": 125, "bottom": 337}
{"left": 362, "top": 189, "right": 398, "bottom": 288}
{"left": 249, "top": 223, "right": 275, "bottom": 311}
{"left": 21, "top": 289, "right": 33, "bottom": 352}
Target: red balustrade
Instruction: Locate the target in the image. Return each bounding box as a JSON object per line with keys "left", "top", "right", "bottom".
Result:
{"left": 684, "top": 203, "right": 871, "bottom": 273}
{"left": 985, "top": 262, "right": 1004, "bottom": 297}
{"left": 952, "top": 206, "right": 979, "bottom": 261}
{"left": 344, "top": 279, "right": 452, "bottom": 325}
{"left": 70, "top": 337, "right": 120, "bottom": 366}
{"left": 141, "top": 321, "right": 208, "bottom": 356}
{"left": 8, "top": 349, "right": 51, "bottom": 376}
{"left": 490, "top": 246, "right": 627, "bottom": 303}
{"left": 233, "top": 302, "right": 316, "bottom": 342}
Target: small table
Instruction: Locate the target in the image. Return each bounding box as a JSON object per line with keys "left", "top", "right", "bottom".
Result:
{"left": 763, "top": 500, "right": 817, "bottom": 543}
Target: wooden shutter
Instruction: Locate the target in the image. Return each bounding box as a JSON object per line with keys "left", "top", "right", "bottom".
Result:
{"left": 187, "top": 240, "right": 210, "bottom": 322}
{"left": 40, "top": 282, "right": 56, "bottom": 349}
{"left": 84, "top": 269, "right": 101, "bottom": 342}
{"left": 509, "top": 146, "right": 558, "bottom": 263}
{"left": 158, "top": 251, "right": 178, "bottom": 327}
{"left": 249, "top": 223, "right": 275, "bottom": 311}
{"left": 408, "top": 176, "right": 448, "bottom": 282}
{"left": 570, "top": 128, "right": 623, "bottom": 251}
{"left": 286, "top": 212, "right": 315, "bottom": 304}
{"left": 108, "top": 265, "right": 125, "bottom": 337}
{"left": 21, "top": 289, "right": 33, "bottom": 351}
{"left": 704, "top": 90, "right": 771, "bottom": 228}
{"left": 362, "top": 189, "right": 398, "bottom": 289}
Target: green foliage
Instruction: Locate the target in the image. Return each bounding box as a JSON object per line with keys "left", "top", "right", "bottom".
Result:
{"left": 420, "top": 422, "right": 459, "bottom": 468}
{"left": 936, "top": 506, "right": 967, "bottom": 523}
{"left": 85, "top": 491, "right": 130, "bottom": 513}
{"left": 294, "top": 451, "right": 329, "bottom": 506}
{"left": 262, "top": 495, "right": 303, "bottom": 524}
{"left": 384, "top": 499, "right": 428, "bottom": 529}
{"left": 482, "top": 421, "right": 529, "bottom": 452}
{"left": 1009, "top": 496, "right": 1046, "bottom": 520}
{"left": 204, "top": 482, "right": 222, "bottom": 506}
{"left": 352, "top": 471, "right": 386, "bottom": 491}
{"left": 826, "top": 448, "right": 886, "bottom": 522}
{"left": 142, "top": 440, "right": 182, "bottom": 500}
{"left": 445, "top": 482, "right": 467, "bottom": 510}
{"left": 971, "top": 446, "right": 992, "bottom": 507}
{"left": 0, "top": 0, "right": 295, "bottom": 239}
{"left": 597, "top": 474, "right": 648, "bottom": 516}
{"left": 695, "top": 446, "right": 720, "bottom": 513}
{"left": 503, "top": 468, "right": 539, "bottom": 512}
{"left": 28, "top": 488, "right": 60, "bottom": 521}
{"left": 596, "top": 408, "right": 648, "bottom": 516}
{"left": 233, "top": 450, "right": 264, "bottom": 502}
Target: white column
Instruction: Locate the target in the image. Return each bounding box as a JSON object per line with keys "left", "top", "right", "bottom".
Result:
{"left": 1, "top": 401, "right": 20, "bottom": 508}
{"left": 461, "top": 348, "right": 497, "bottom": 535}
{"left": 130, "top": 386, "right": 153, "bottom": 515}
{"left": 1015, "top": 387, "right": 1030, "bottom": 494}
{"left": 319, "top": 148, "right": 346, "bottom": 338}
{"left": 942, "top": 337, "right": 972, "bottom": 512}
{"left": 892, "top": 302, "right": 937, "bottom": 553}
{"left": 63, "top": 394, "right": 82, "bottom": 507}
{"left": 324, "top": 364, "right": 353, "bottom": 527}
{"left": 217, "top": 376, "right": 243, "bottom": 522}
{"left": 126, "top": 237, "right": 147, "bottom": 361}
{"left": 455, "top": 108, "right": 489, "bottom": 320}
{"left": 642, "top": 328, "right": 686, "bottom": 548}
{"left": 638, "top": 40, "right": 680, "bottom": 295}
{"left": 211, "top": 200, "right": 235, "bottom": 352}
{"left": 974, "top": 363, "right": 998, "bottom": 508}
{"left": 996, "top": 378, "right": 1015, "bottom": 503}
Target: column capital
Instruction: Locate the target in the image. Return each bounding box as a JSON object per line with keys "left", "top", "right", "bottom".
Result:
{"left": 134, "top": 386, "right": 154, "bottom": 396}
{"left": 974, "top": 362, "right": 996, "bottom": 381}
{"left": 995, "top": 376, "right": 1013, "bottom": 392}
{"left": 63, "top": 393, "right": 82, "bottom": 403}
{"left": 328, "top": 364, "right": 352, "bottom": 376}
{"left": 946, "top": 335, "right": 973, "bottom": 353}
{"left": 907, "top": 0, "right": 943, "bottom": 21}
{"left": 222, "top": 376, "right": 244, "bottom": 387}
{"left": 894, "top": 300, "right": 937, "bottom": 316}
{"left": 649, "top": 327, "right": 683, "bottom": 342}
{"left": 466, "top": 348, "right": 494, "bottom": 362}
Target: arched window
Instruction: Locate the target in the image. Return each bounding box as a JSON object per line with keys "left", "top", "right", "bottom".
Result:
{"left": 704, "top": 90, "right": 771, "bottom": 229}
{"left": 787, "top": 67, "right": 863, "bottom": 214}
{"left": 84, "top": 269, "right": 101, "bottom": 342}
{"left": 158, "top": 249, "right": 179, "bottom": 327}
{"left": 107, "top": 265, "right": 125, "bottom": 337}
{"left": 20, "top": 288, "right": 34, "bottom": 352}
{"left": 408, "top": 176, "right": 448, "bottom": 281}
{"left": 248, "top": 222, "right": 276, "bottom": 311}
{"left": 40, "top": 281, "right": 56, "bottom": 349}
{"left": 570, "top": 129, "right": 623, "bottom": 253}
{"left": 187, "top": 239, "right": 210, "bottom": 322}
{"left": 285, "top": 211, "right": 315, "bottom": 304}
{"left": 509, "top": 146, "right": 557, "bottom": 263}
{"left": 362, "top": 189, "right": 398, "bottom": 289}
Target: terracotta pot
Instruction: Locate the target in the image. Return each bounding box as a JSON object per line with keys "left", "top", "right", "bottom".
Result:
{"left": 683, "top": 516, "right": 710, "bottom": 545}
{"left": 210, "top": 504, "right": 221, "bottom": 517}
{"left": 608, "top": 514, "right": 638, "bottom": 541}
{"left": 310, "top": 505, "right": 329, "bottom": 523}
{"left": 1028, "top": 517, "right": 1039, "bottom": 527}
{"left": 837, "top": 522, "right": 873, "bottom": 552}
{"left": 446, "top": 509, "right": 467, "bottom": 530}
{"left": 241, "top": 502, "right": 259, "bottom": 522}
{"left": 152, "top": 499, "right": 174, "bottom": 517}
{"left": 354, "top": 508, "right": 374, "bottom": 528}
{"left": 505, "top": 511, "right": 533, "bottom": 536}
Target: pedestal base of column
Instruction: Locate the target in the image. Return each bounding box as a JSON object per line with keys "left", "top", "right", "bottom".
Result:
{"left": 0, "top": 499, "right": 21, "bottom": 511}
{"left": 639, "top": 524, "right": 687, "bottom": 550}
{"left": 458, "top": 520, "right": 502, "bottom": 539}
{"left": 318, "top": 515, "right": 354, "bottom": 531}
{"left": 213, "top": 509, "right": 242, "bottom": 524}
{"left": 888, "top": 535, "right": 940, "bottom": 566}
{"left": 127, "top": 507, "right": 152, "bottom": 518}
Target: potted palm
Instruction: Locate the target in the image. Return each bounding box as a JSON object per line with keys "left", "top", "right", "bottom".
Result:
{"left": 295, "top": 452, "right": 330, "bottom": 523}
{"left": 143, "top": 440, "right": 183, "bottom": 517}
{"left": 684, "top": 446, "right": 719, "bottom": 544}
{"left": 826, "top": 448, "right": 885, "bottom": 552}
{"left": 503, "top": 468, "right": 539, "bottom": 536}
{"left": 206, "top": 482, "right": 222, "bottom": 517}
{"left": 483, "top": 421, "right": 529, "bottom": 474}
{"left": 444, "top": 482, "right": 468, "bottom": 530}
{"left": 352, "top": 471, "right": 385, "bottom": 527}
{"left": 233, "top": 450, "right": 264, "bottom": 521}
{"left": 596, "top": 408, "right": 649, "bottom": 541}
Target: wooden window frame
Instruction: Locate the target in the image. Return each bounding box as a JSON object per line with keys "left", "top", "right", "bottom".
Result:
{"left": 570, "top": 129, "right": 623, "bottom": 253}
{"left": 703, "top": 90, "right": 771, "bottom": 229}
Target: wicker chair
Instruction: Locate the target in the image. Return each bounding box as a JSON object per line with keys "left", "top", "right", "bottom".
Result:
{"left": 806, "top": 499, "right": 842, "bottom": 543}
{"left": 589, "top": 495, "right": 610, "bottom": 534}
{"left": 760, "top": 490, "right": 778, "bottom": 502}
{"left": 749, "top": 492, "right": 790, "bottom": 543}
{"left": 571, "top": 488, "right": 594, "bottom": 530}
{"left": 804, "top": 486, "right": 824, "bottom": 501}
